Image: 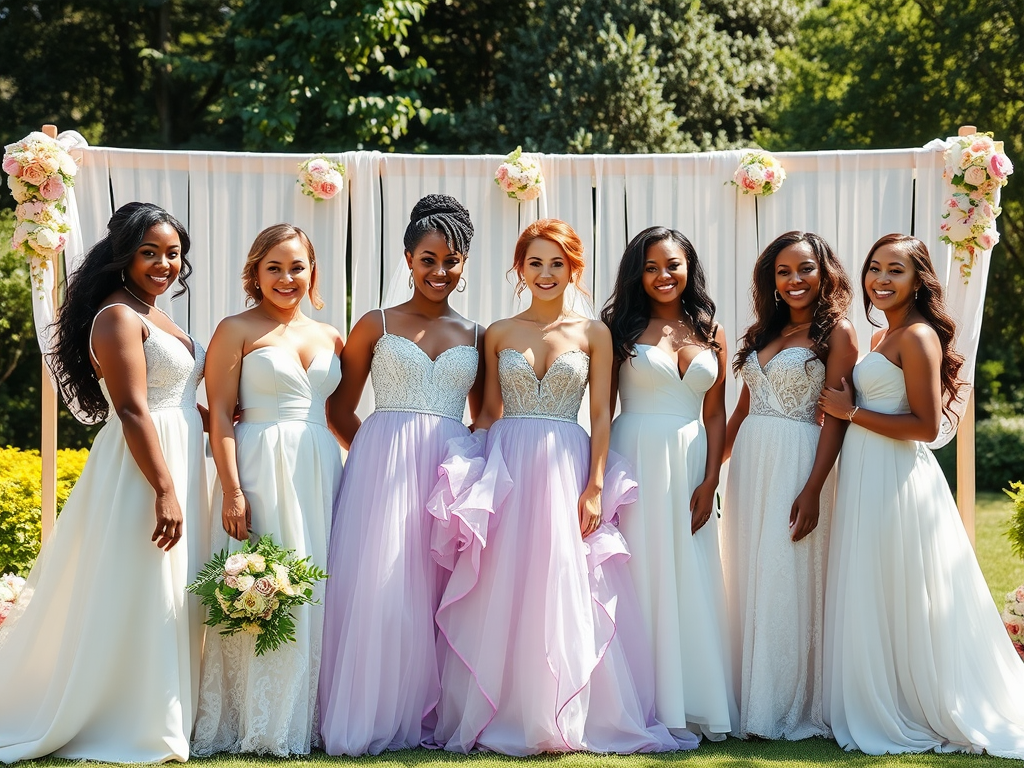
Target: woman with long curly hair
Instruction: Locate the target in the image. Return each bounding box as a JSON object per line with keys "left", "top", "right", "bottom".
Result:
{"left": 721, "top": 230, "right": 857, "bottom": 740}
{"left": 0, "top": 202, "right": 206, "bottom": 763}
{"left": 819, "top": 234, "right": 1024, "bottom": 757}
{"left": 602, "top": 226, "right": 736, "bottom": 740}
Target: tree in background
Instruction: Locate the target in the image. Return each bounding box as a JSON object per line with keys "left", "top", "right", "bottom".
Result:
{"left": 766, "top": 0, "right": 1024, "bottom": 418}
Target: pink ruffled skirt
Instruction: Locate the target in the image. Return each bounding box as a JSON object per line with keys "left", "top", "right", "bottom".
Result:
{"left": 429, "top": 417, "right": 694, "bottom": 755}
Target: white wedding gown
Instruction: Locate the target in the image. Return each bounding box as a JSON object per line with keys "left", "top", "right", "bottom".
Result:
{"left": 0, "top": 305, "right": 206, "bottom": 763}
{"left": 721, "top": 347, "right": 832, "bottom": 740}
{"left": 191, "top": 346, "right": 343, "bottom": 757}
{"left": 826, "top": 352, "right": 1024, "bottom": 758}
{"left": 610, "top": 346, "right": 736, "bottom": 739}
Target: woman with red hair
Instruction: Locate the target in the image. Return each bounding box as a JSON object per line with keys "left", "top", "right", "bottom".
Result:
{"left": 429, "top": 219, "right": 690, "bottom": 755}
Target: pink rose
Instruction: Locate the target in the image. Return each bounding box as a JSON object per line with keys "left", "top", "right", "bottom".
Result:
{"left": 1015, "top": 585, "right": 1024, "bottom": 603}
{"left": 764, "top": 169, "right": 775, "bottom": 182}
{"left": 1006, "top": 619, "right": 1023, "bottom": 638}
{"left": 224, "top": 553, "right": 248, "bottom": 576}
{"left": 315, "top": 180, "right": 338, "bottom": 199}
{"left": 2, "top": 155, "right": 22, "bottom": 177}
{"left": 224, "top": 574, "right": 239, "bottom": 589}
{"left": 963, "top": 165, "right": 988, "bottom": 187}
{"left": 20, "top": 163, "right": 47, "bottom": 186}
{"left": 1015, "top": 642, "right": 1024, "bottom": 661}
{"left": 989, "top": 153, "right": 1013, "bottom": 181}
{"left": 253, "top": 576, "right": 276, "bottom": 596}
{"left": 0, "top": 600, "right": 12, "bottom": 625}
{"left": 39, "top": 175, "right": 65, "bottom": 201}
{"left": 496, "top": 165, "right": 509, "bottom": 182}
{"left": 976, "top": 230, "right": 998, "bottom": 250}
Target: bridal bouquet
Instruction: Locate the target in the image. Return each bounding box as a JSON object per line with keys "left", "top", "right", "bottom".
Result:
{"left": 0, "top": 573, "right": 27, "bottom": 627}
{"left": 940, "top": 132, "right": 1013, "bottom": 281}
{"left": 188, "top": 535, "right": 328, "bottom": 656}
{"left": 732, "top": 150, "right": 786, "bottom": 196}
{"left": 495, "top": 146, "right": 544, "bottom": 202}
{"left": 1002, "top": 586, "right": 1024, "bottom": 661}
{"left": 297, "top": 155, "right": 345, "bottom": 201}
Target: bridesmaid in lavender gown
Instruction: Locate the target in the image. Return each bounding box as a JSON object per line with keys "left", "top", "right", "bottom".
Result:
{"left": 318, "top": 194, "right": 483, "bottom": 756}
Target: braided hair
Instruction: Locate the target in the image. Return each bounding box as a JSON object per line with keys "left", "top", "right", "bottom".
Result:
{"left": 403, "top": 194, "right": 474, "bottom": 256}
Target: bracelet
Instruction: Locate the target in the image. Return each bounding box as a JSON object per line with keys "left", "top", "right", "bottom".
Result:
{"left": 222, "top": 487, "right": 244, "bottom": 497}
{"left": 845, "top": 405, "right": 859, "bottom": 422}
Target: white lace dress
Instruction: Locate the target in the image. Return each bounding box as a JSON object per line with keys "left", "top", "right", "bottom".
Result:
{"left": 191, "top": 347, "right": 343, "bottom": 757}
{"left": 721, "top": 347, "right": 832, "bottom": 740}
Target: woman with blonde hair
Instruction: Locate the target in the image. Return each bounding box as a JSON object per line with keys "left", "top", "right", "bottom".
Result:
{"left": 192, "top": 223, "right": 344, "bottom": 756}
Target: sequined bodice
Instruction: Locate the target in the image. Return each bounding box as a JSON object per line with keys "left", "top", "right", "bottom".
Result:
{"left": 853, "top": 352, "right": 911, "bottom": 415}
{"left": 498, "top": 348, "right": 589, "bottom": 423}
{"left": 238, "top": 347, "right": 341, "bottom": 426}
{"left": 371, "top": 334, "right": 478, "bottom": 421}
{"left": 619, "top": 345, "right": 717, "bottom": 419}
{"left": 741, "top": 347, "right": 824, "bottom": 424}
{"left": 95, "top": 307, "right": 205, "bottom": 415}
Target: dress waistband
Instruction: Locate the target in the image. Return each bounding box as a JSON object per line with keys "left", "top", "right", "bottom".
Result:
{"left": 501, "top": 413, "right": 578, "bottom": 425}
{"left": 240, "top": 405, "right": 328, "bottom": 427}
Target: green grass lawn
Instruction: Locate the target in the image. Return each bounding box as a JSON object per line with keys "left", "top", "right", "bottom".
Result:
{"left": 19, "top": 493, "right": 1024, "bottom": 767}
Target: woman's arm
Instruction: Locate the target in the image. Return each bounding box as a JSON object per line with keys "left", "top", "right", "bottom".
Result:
{"left": 466, "top": 323, "right": 487, "bottom": 422}
{"left": 327, "top": 312, "right": 382, "bottom": 448}
{"left": 691, "top": 327, "right": 728, "bottom": 534}
{"left": 91, "top": 305, "right": 182, "bottom": 551}
{"left": 204, "top": 316, "right": 250, "bottom": 541}
{"left": 580, "top": 321, "right": 614, "bottom": 539}
{"left": 724, "top": 383, "right": 750, "bottom": 461}
{"left": 819, "top": 324, "right": 943, "bottom": 442}
{"left": 790, "top": 320, "right": 858, "bottom": 542}
{"left": 471, "top": 324, "right": 505, "bottom": 431}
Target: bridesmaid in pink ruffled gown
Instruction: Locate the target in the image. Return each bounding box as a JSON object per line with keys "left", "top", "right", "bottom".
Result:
{"left": 431, "top": 219, "right": 692, "bottom": 755}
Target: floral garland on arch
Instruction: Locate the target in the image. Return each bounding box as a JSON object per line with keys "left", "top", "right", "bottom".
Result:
{"left": 940, "top": 132, "right": 1013, "bottom": 281}
{"left": 3, "top": 132, "right": 78, "bottom": 291}
{"left": 0, "top": 572, "right": 27, "bottom": 627}
{"left": 732, "top": 150, "right": 786, "bottom": 196}
{"left": 495, "top": 146, "right": 544, "bottom": 202}
{"left": 297, "top": 155, "right": 345, "bottom": 201}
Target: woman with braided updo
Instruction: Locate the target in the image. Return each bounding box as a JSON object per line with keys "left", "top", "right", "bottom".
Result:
{"left": 318, "top": 194, "right": 484, "bottom": 755}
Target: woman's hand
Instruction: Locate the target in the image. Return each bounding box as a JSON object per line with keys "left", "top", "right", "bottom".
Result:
{"left": 222, "top": 488, "right": 251, "bottom": 542}
{"left": 578, "top": 483, "right": 603, "bottom": 539}
{"left": 152, "top": 492, "right": 184, "bottom": 551}
{"left": 789, "top": 486, "right": 821, "bottom": 542}
{"left": 818, "top": 376, "right": 855, "bottom": 420}
{"left": 690, "top": 480, "right": 716, "bottom": 534}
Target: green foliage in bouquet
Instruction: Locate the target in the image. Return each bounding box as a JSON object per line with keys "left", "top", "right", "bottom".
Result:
{"left": 187, "top": 534, "right": 328, "bottom": 657}
{"left": 1006, "top": 481, "right": 1024, "bottom": 561}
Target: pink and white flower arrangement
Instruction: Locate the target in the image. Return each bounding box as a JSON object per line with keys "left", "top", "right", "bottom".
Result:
{"left": 940, "top": 132, "right": 1014, "bottom": 281}
{"left": 495, "top": 146, "right": 544, "bottom": 202}
{"left": 0, "top": 573, "right": 27, "bottom": 627}
{"left": 297, "top": 155, "right": 345, "bottom": 201}
{"left": 1002, "top": 584, "right": 1024, "bottom": 661}
{"left": 187, "top": 534, "right": 327, "bottom": 656}
{"left": 3, "top": 132, "right": 77, "bottom": 289}
{"left": 732, "top": 150, "right": 786, "bottom": 196}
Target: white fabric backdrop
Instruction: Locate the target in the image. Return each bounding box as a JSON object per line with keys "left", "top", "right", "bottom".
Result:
{"left": 60, "top": 142, "right": 989, "bottom": 431}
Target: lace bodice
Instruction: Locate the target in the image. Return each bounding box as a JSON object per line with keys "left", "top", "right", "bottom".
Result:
{"left": 238, "top": 347, "right": 340, "bottom": 427}
{"left": 370, "top": 311, "right": 479, "bottom": 421}
{"left": 91, "top": 304, "right": 205, "bottom": 416}
{"left": 619, "top": 345, "right": 716, "bottom": 419}
{"left": 498, "top": 348, "right": 589, "bottom": 423}
{"left": 740, "top": 347, "right": 823, "bottom": 425}
{"left": 853, "top": 352, "right": 911, "bottom": 415}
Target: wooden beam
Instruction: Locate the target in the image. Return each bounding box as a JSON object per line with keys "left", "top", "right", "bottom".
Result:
{"left": 39, "top": 124, "right": 59, "bottom": 543}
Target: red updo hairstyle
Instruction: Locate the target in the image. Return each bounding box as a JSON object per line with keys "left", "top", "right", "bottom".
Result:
{"left": 510, "top": 218, "right": 589, "bottom": 296}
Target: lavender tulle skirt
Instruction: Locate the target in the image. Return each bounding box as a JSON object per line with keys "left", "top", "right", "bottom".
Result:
{"left": 429, "top": 417, "right": 694, "bottom": 755}
{"left": 318, "top": 410, "right": 468, "bottom": 756}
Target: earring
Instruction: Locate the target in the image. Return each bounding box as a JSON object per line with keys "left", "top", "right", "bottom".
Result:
{"left": 408, "top": 270, "right": 414, "bottom": 290}
{"left": 121, "top": 269, "right": 127, "bottom": 284}
{"left": 774, "top": 289, "right": 781, "bottom": 303}
{"left": 914, "top": 288, "right": 919, "bottom": 301}
{"left": 456, "top": 277, "right": 467, "bottom": 293}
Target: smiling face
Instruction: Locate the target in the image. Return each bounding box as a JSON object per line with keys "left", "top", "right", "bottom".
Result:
{"left": 256, "top": 237, "right": 311, "bottom": 310}
{"left": 123, "top": 222, "right": 181, "bottom": 300}
{"left": 774, "top": 241, "right": 821, "bottom": 313}
{"left": 521, "top": 237, "right": 572, "bottom": 302}
{"left": 405, "top": 230, "right": 466, "bottom": 302}
{"left": 864, "top": 242, "right": 920, "bottom": 312}
{"left": 642, "top": 238, "right": 688, "bottom": 306}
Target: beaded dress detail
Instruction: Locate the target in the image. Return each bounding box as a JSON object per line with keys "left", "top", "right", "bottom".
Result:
{"left": 498, "top": 348, "right": 588, "bottom": 422}
{"left": 372, "top": 333, "right": 478, "bottom": 421}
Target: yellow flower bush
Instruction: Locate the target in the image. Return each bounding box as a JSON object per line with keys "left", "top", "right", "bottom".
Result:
{"left": 0, "top": 446, "right": 88, "bottom": 575}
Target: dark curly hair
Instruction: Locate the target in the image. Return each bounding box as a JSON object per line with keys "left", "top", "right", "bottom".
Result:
{"left": 861, "top": 233, "right": 964, "bottom": 421}
{"left": 403, "top": 193, "right": 474, "bottom": 256}
{"left": 734, "top": 231, "right": 852, "bottom": 375}
{"left": 601, "top": 226, "right": 718, "bottom": 361}
{"left": 49, "top": 202, "right": 192, "bottom": 423}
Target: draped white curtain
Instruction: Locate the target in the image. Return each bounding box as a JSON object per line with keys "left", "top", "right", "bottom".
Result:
{"left": 61, "top": 141, "right": 989, "bottom": 431}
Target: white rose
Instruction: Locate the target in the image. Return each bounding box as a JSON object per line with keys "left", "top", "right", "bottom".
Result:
{"left": 0, "top": 584, "right": 15, "bottom": 603}
{"left": 8, "top": 176, "right": 29, "bottom": 203}
{"left": 33, "top": 227, "right": 60, "bottom": 250}
{"left": 59, "top": 153, "right": 78, "bottom": 177}
{"left": 235, "top": 573, "right": 255, "bottom": 592}
{"left": 224, "top": 553, "right": 248, "bottom": 576}
{"left": 245, "top": 553, "right": 266, "bottom": 573}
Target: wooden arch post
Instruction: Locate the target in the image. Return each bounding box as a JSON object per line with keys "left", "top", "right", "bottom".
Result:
{"left": 955, "top": 124, "right": 977, "bottom": 546}
{"left": 39, "top": 124, "right": 59, "bottom": 543}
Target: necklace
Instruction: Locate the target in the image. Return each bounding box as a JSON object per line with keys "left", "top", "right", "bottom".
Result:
{"left": 781, "top": 321, "right": 812, "bottom": 337}
{"left": 123, "top": 284, "right": 167, "bottom": 316}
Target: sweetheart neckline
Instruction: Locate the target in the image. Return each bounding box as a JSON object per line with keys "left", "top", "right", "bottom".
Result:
{"left": 637, "top": 344, "right": 715, "bottom": 381}
{"left": 499, "top": 347, "right": 588, "bottom": 384}
{"left": 379, "top": 332, "right": 478, "bottom": 364}
{"left": 244, "top": 345, "right": 335, "bottom": 376}
{"left": 753, "top": 345, "right": 817, "bottom": 374}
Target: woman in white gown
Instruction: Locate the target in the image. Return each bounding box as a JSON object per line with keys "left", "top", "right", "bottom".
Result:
{"left": 721, "top": 231, "right": 857, "bottom": 740}
{"left": 819, "top": 233, "right": 1024, "bottom": 758}
{"left": 0, "top": 202, "right": 206, "bottom": 763}
{"left": 602, "top": 226, "right": 736, "bottom": 740}
{"left": 192, "top": 224, "right": 344, "bottom": 756}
